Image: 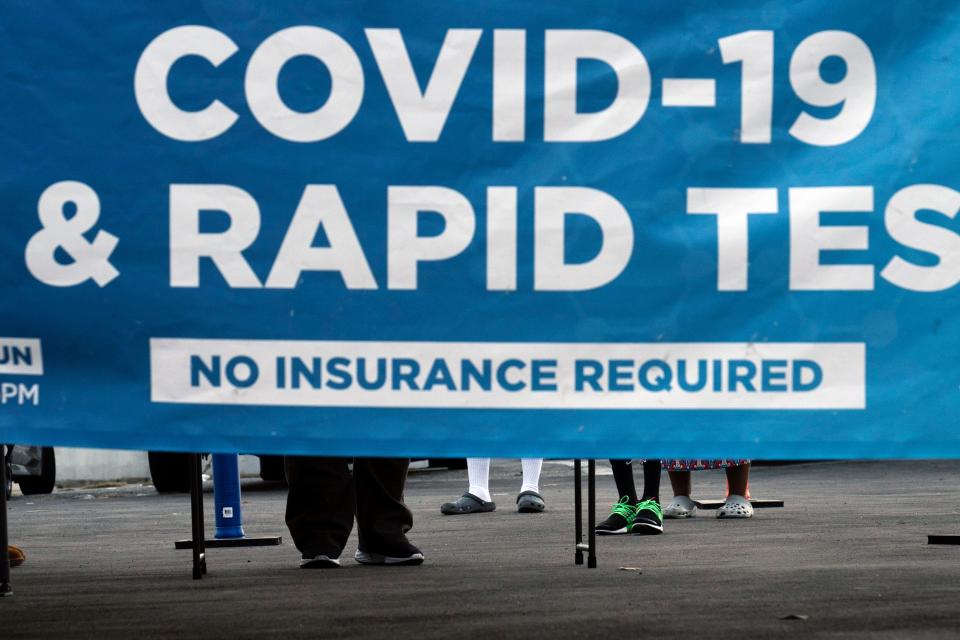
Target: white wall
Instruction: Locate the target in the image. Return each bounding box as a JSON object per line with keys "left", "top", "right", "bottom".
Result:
{"left": 54, "top": 448, "right": 261, "bottom": 483}
{"left": 55, "top": 448, "right": 151, "bottom": 482}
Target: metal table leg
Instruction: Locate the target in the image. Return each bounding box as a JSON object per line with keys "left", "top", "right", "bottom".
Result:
{"left": 587, "top": 459, "right": 597, "bottom": 568}
{"left": 189, "top": 453, "right": 206, "bottom": 579}
{"left": 574, "top": 459, "right": 583, "bottom": 565}
{"left": 176, "top": 453, "right": 281, "bottom": 576}
{"left": 573, "top": 459, "right": 597, "bottom": 568}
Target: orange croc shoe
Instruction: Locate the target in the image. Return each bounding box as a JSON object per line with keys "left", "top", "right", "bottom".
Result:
{"left": 8, "top": 545, "right": 25, "bottom": 567}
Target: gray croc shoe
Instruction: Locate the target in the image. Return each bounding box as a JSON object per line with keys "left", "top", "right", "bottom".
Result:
{"left": 716, "top": 494, "right": 754, "bottom": 519}
{"left": 516, "top": 490, "right": 546, "bottom": 513}
{"left": 440, "top": 492, "right": 496, "bottom": 515}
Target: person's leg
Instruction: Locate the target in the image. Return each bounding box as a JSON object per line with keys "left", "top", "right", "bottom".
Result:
{"left": 440, "top": 458, "right": 496, "bottom": 514}
{"left": 632, "top": 460, "right": 665, "bottom": 535}
{"left": 641, "top": 460, "right": 661, "bottom": 501}
{"left": 596, "top": 460, "right": 638, "bottom": 535}
{"left": 520, "top": 458, "right": 542, "bottom": 494}
{"left": 284, "top": 456, "right": 354, "bottom": 564}
{"left": 717, "top": 462, "right": 754, "bottom": 518}
{"left": 663, "top": 469, "right": 698, "bottom": 519}
{"left": 517, "top": 458, "right": 546, "bottom": 512}
{"left": 669, "top": 469, "right": 692, "bottom": 497}
{"left": 726, "top": 462, "right": 750, "bottom": 497}
{"left": 467, "top": 458, "right": 492, "bottom": 502}
{"left": 353, "top": 457, "right": 421, "bottom": 563}
{"left": 610, "top": 459, "right": 638, "bottom": 503}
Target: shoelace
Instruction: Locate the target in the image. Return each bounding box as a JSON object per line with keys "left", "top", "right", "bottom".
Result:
{"left": 609, "top": 496, "right": 638, "bottom": 520}
{"left": 635, "top": 498, "right": 663, "bottom": 519}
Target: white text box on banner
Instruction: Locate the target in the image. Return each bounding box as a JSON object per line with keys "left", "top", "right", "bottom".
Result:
{"left": 150, "top": 339, "right": 865, "bottom": 410}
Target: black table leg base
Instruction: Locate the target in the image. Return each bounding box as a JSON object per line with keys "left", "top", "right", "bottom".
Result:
{"left": 192, "top": 554, "right": 206, "bottom": 580}
{"left": 697, "top": 499, "right": 785, "bottom": 509}
{"left": 175, "top": 536, "right": 282, "bottom": 549}
{"left": 188, "top": 453, "right": 206, "bottom": 580}
{"left": 928, "top": 535, "right": 960, "bottom": 545}
{"left": 573, "top": 459, "right": 583, "bottom": 566}
{"left": 573, "top": 459, "right": 598, "bottom": 569}
{"left": 587, "top": 459, "right": 596, "bottom": 568}
{"left": 181, "top": 453, "right": 282, "bottom": 578}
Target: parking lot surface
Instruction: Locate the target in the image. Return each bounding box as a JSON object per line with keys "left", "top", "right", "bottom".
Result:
{"left": 3, "top": 460, "right": 960, "bottom": 639}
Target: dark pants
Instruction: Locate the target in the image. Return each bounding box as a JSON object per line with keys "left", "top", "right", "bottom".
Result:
{"left": 284, "top": 456, "right": 413, "bottom": 558}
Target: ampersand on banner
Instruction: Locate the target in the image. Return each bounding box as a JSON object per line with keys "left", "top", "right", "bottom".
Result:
{"left": 25, "top": 181, "right": 120, "bottom": 287}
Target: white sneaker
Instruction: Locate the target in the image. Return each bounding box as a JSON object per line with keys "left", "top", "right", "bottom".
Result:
{"left": 300, "top": 554, "right": 341, "bottom": 568}
{"left": 717, "top": 494, "right": 754, "bottom": 519}
{"left": 663, "top": 495, "right": 698, "bottom": 519}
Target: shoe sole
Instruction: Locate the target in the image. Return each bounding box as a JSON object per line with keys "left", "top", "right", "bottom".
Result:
{"left": 440, "top": 503, "right": 496, "bottom": 515}
{"left": 595, "top": 527, "right": 630, "bottom": 535}
{"left": 300, "top": 557, "right": 341, "bottom": 569}
{"left": 355, "top": 551, "right": 425, "bottom": 566}
{"left": 517, "top": 503, "right": 545, "bottom": 513}
{"left": 631, "top": 523, "right": 664, "bottom": 535}
{"left": 440, "top": 507, "right": 495, "bottom": 515}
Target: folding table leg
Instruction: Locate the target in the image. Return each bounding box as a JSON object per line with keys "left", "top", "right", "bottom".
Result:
{"left": 175, "top": 454, "right": 281, "bottom": 562}
{"left": 189, "top": 453, "right": 207, "bottom": 579}
{"left": 574, "top": 459, "right": 583, "bottom": 565}
{"left": 587, "top": 459, "right": 597, "bottom": 569}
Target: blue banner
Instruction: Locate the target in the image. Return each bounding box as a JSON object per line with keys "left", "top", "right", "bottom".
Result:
{"left": 2, "top": 1, "right": 959, "bottom": 458}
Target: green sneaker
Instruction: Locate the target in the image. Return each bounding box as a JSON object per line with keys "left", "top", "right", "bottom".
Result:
{"left": 595, "top": 496, "right": 637, "bottom": 535}
{"left": 631, "top": 498, "right": 664, "bottom": 535}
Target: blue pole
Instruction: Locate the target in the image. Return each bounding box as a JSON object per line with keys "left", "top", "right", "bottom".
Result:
{"left": 212, "top": 454, "right": 245, "bottom": 539}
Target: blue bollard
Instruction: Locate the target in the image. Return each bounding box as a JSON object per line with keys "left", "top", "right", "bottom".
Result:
{"left": 212, "top": 454, "right": 245, "bottom": 539}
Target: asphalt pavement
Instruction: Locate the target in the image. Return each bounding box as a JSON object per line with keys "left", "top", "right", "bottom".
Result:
{"left": 3, "top": 460, "right": 960, "bottom": 639}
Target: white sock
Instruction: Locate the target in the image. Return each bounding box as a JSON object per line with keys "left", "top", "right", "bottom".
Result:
{"left": 467, "top": 458, "right": 492, "bottom": 502}
{"left": 520, "top": 458, "right": 542, "bottom": 494}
